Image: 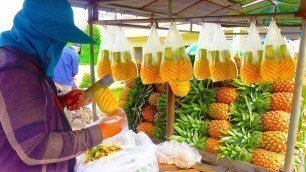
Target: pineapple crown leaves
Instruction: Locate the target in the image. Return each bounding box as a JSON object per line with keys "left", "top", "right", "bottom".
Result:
{"left": 218, "top": 144, "right": 254, "bottom": 163}
{"left": 220, "top": 127, "right": 261, "bottom": 149}
{"left": 170, "top": 134, "right": 207, "bottom": 150}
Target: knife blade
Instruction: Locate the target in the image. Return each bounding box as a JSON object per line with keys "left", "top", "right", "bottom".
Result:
{"left": 85, "top": 74, "right": 115, "bottom": 99}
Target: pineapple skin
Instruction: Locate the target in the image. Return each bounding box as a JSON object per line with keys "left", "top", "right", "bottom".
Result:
{"left": 261, "top": 131, "right": 287, "bottom": 153}
{"left": 262, "top": 111, "right": 290, "bottom": 131}
{"left": 273, "top": 80, "right": 294, "bottom": 93}
{"left": 216, "top": 87, "right": 237, "bottom": 104}
{"left": 271, "top": 92, "right": 293, "bottom": 113}
{"left": 252, "top": 149, "right": 284, "bottom": 171}
{"left": 208, "top": 120, "right": 231, "bottom": 138}
{"left": 137, "top": 122, "right": 154, "bottom": 137}
{"left": 141, "top": 105, "right": 157, "bottom": 123}
{"left": 206, "top": 137, "right": 221, "bottom": 153}
{"left": 148, "top": 93, "right": 161, "bottom": 106}
{"left": 208, "top": 103, "right": 229, "bottom": 120}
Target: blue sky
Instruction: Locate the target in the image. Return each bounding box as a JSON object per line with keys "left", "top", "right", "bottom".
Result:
{"left": 0, "top": 0, "right": 87, "bottom": 32}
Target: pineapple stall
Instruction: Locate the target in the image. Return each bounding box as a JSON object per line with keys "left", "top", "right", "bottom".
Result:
{"left": 69, "top": 0, "right": 306, "bottom": 171}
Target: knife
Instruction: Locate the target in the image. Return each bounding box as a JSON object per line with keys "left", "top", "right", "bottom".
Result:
{"left": 85, "top": 74, "right": 115, "bottom": 99}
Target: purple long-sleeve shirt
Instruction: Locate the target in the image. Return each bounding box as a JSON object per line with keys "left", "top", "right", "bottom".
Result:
{"left": 0, "top": 47, "right": 103, "bottom": 172}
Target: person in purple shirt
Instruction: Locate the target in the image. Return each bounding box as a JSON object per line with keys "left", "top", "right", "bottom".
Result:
{"left": 54, "top": 44, "right": 81, "bottom": 93}
{"left": 0, "top": 0, "right": 127, "bottom": 172}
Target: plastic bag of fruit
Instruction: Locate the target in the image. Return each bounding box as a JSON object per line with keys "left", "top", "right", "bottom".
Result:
{"left": 75, "top": 130, "right": 159, "bottom": 172}
{"left": 209, "top": 24, "right": 238, "bottom": 82}
{"left": 160, "top": 23, "right": 192, "bottom": 82}
{"left": 156, "top": 140, "right": 201, "bottom": 169}
{"left": 97, "top": 26, "right": 117, "bottom": 79}
{"left": 194, "top": 23, "right": 217, "bottom": 80}
{"left": 141, "top": 25, "right": 164, "bottom": 84}
{"left": 261, "top": 19, "right": 295, "bottom": 81}
{"left": 241, "top": 22, "right": 263, "bottom": 84}
{"left": 111, "top": 27, "right": 138, "bottom": 81}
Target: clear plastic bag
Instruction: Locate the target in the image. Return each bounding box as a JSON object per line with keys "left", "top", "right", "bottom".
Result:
{"left": 209, "top": 24, "right": 237, "bottom": 82}
{"left": 75, "top": 131, "right": 158, "bottom": 172}
{"left": 141, "top": 25, "right": 164, "bottom": 84}
{"left": 169, "top": 80, "right": 190, "bottom": 97}
{"left": 160, "top": 24, "right": 192, "bottom": 82}
{"left": 111, "top": 28, "right": 138, "bottom": 81}
{"left": 241, "top": 22, "right": 263, "bottom": 84}
{"left": 261, "top": 19, "right": 295, "bottom": 81}
{"left": 156, "top": 140, "right": 201, "bottom": 169}
{"left": 194, "top": 23, "right": 217, "bottom": 80}
{"left": 97, "top": 26, "right": 117, "bottom": 79}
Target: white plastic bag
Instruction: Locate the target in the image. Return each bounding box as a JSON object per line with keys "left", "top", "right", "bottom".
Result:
{"left": 75, "top": 131, "right": 158, "bottom": 172}
{"left": 141, "top": 25, "right": 164, "bottom": 84}
{"left": 241, "top": 22, "right": 263, "bottom": 84}
{"left": 111, "top": 27, "right": 138, "bottom": 81}
{"left": 97, "top": 26, "right": 117, "bottom": 79}
{"left": 261, "top": 19, "right": 295, "bottom": 81}
{"left": 209, "top": 24, "right": 237, "bottom": 82}
{"left": 156, "top": 140, "right": 201, "bottom": 169}
{"left": 194, "top": 23, "right": 217, "bottom": 80}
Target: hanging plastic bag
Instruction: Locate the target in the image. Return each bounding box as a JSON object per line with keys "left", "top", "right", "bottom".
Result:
{"left": 261, "top": 20, "right": 295, "bottom": 81}
{"left": 230, "top": 35, "right": 242, "bottom": 74}
{"left": 169, "top": 80, "right": 190, "bottom": 97}
{"left": 156, "top": 140, "right": 201, "bottom": 169}
{"left": 111, "top": 28, "right": 138, "bottom": 81}
{"left": 97, "top": 26, "right": 117, "bottom": 79}
{"left": 209, "top": 24, "right": 237, "bottom": 82}
{"left": 141, "top": 25, "right": 164, "bottom": 84}
{"left": 241, "top": 22, "right": 263, "bottom": 84}
{"left": 160, "top": 24, "right": 192, "bottom": 82}
{"left": 194, "top": 23, "right": 217, "bottom": 80}
{"left": 75, "top": 131, "right": 159, "bottom": 172}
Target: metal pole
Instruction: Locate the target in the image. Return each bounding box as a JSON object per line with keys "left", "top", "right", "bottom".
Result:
{"left": 166, "top": 0, "right": 175, "bottom": 138}
{"left": 284, "top": 17, "right": 306, "bottom": 172}
{"left": 88, "top": 4, "right": 98, "bottom": 121}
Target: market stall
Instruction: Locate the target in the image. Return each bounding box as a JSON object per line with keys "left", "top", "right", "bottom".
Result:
{"left": 69, "top": 0, "right": 306, "bottom": 171}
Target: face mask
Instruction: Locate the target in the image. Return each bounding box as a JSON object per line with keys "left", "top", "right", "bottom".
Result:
{"left": 44, "top": 40, "right": 67, "bottom": 77}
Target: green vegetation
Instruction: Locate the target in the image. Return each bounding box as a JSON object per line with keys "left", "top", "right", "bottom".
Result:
{"left": 79, "top": 73, "right": 91, "bottom": 89}
{"left": 110, "top": 87, "right": 124, "bottom": 100}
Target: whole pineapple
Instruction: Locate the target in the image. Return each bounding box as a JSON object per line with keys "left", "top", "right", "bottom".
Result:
{"left": 262, "top": 111, "right": 290, "bottom": 131}
{"left": 208, "top": 120, "right": 231, "bottom": 138}
{"left": 137, "top": 122, "right": 154, "bottom": 137}
{"left": 206, "top": 137, "right": 221, "bottom": 153}
{"left": 261, "top": 131, "right": 287, "bottom": 153}
{"left": 154, "top": 84, "right": 167, "bottom": 93}
{"left": 119, "top": 87, "right": 130, "bottom": 102}
{"left": 148, "top": 93, "right": 161, "bottom": 106}
{"left": 118, "top": 100, "right": 125, "bottom": 108}
{"left": 273, "top": 80, "right": 294, "bottom": 93}
{"left": 252, "top": 149, "right": 284, "bottom": 171}
{"left": 141, "top": 105, "right": 157, "bottom": 123}
{"left": 125, "top": 79, "right": 134, "bottom": 88}
{"left": 208, "top": 103, "right": 230, "bottom": 120}
{"left": 271, "top": 92, "right": 293, "bottom": 113}
{"left": 216, "top": 87, "right": 237, "bottom": 104}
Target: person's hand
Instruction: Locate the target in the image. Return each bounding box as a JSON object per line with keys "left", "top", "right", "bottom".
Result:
{"left": 58, "top": 90, "right": 86, "bottom": 110}
{"left": 98, "top": 116, "right": 124, "bottom": 139}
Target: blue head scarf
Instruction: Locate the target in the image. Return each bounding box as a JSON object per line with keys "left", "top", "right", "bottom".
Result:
{"left": 0, "top": 11, "right": 67, "bottom": 77}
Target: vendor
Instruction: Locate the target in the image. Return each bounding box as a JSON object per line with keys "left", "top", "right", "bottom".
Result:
{"left": 0, "top": 0, "right": 126, "bottom": 171}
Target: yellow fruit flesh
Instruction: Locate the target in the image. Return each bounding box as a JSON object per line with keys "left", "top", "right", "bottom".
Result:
{"left": 278, "top": 45, "right": 295, "bottom": 80}
{"left": 169, "top": 81, "right": 190, "bottom": 97}
{"left": 194, "top": 49, "right": 210, "bottom": 80}
{"left": 94, "top": 88, "right": 118, "bottom": 114}
{"left": 261, "top": 46, "right": 279, "bottom": 82}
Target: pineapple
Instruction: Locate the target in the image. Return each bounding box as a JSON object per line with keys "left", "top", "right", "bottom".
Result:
{"left": 216, "top": 87, "right": 237, "bottom": 104}
{"left": 137, "top": 122, "right": 154, "bottom": 137}
{"left": 208, "top": 103, "right": 229, "bottom": 120}
{"left": 141, "top": 105, "right": 157, "bottom": 123}
{"left": 154, "top": 83, "right": 166, "bottom": 93}
{"left": 119, "top": 87, "right": 130, "bottom": 102}
{"left": 125, "top": 79, "right": 134, "bottom": 88}
{"left": 273, "top": 80, "right": 294, "bottom": 93}
{"left": 271, "top": 92, "right": 293, "bottom": 113}
{"left": 206, "top": 137, "right": 221, "bottom": 153}
{"left": 118, "top": 100, "right": 125, "bottom": 108}
{"left": 261, "top": 131, "right": 287, "bottom": 153}
{"left": 262, "top": 111, "right": 290, "bottom": 131}
{"left": 148, "top": 93, "right": 161, "bottom": 106}
{"left": 252, "top": 149, "right": 284, "bottom": 171}
{"left": 208, "top": 120, "right": 231, "bottom": 138}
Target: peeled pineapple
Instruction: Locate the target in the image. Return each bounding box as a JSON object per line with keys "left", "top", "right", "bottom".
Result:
{"left": 94, "top": 88, "right": 118, "bottom": 114}
{"left": 169, "top": 81, "right": 190, "bottom": 97}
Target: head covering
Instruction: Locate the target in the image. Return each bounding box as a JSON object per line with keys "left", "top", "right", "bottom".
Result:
{"left": 0, "top": 0, "right": 95, "bottom": 77}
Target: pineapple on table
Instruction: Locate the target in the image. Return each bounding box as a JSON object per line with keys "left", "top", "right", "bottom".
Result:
{"left": 261, "top": 131, "right": 287, "bottom": 153}
{"left": 154, "top": 83, "right": 166, "bottom": 93}
{"left": 252, "top": 149, "right": 284, "bottom": 171}
{"left": 148, "top": 93, "right": 161, "bottom": 106}
{"left": 262, "top": 111, "right": 290, "bottom": 131}
{"left": 273, "top": 80, "right": 294, "bottom": 93}
{"left": 271, "top": 92, "right": 293, "bottom": 113}
{"left": 206, "top": 137, "right": 221, "bottom": 153}
{"left": 137, "top": 122, "right": 154, "bottom": 137}
{"left": 208, "top": 120, "right": 231, "bottom": 138}
{"left": 141, "top": 105, "right": 157, "bottom": 123}
{"left": 216, "top": 87, "right": 237, "bottom": 104}
{"left": 208, "top": 103, "right": 230, "bottom": 120}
